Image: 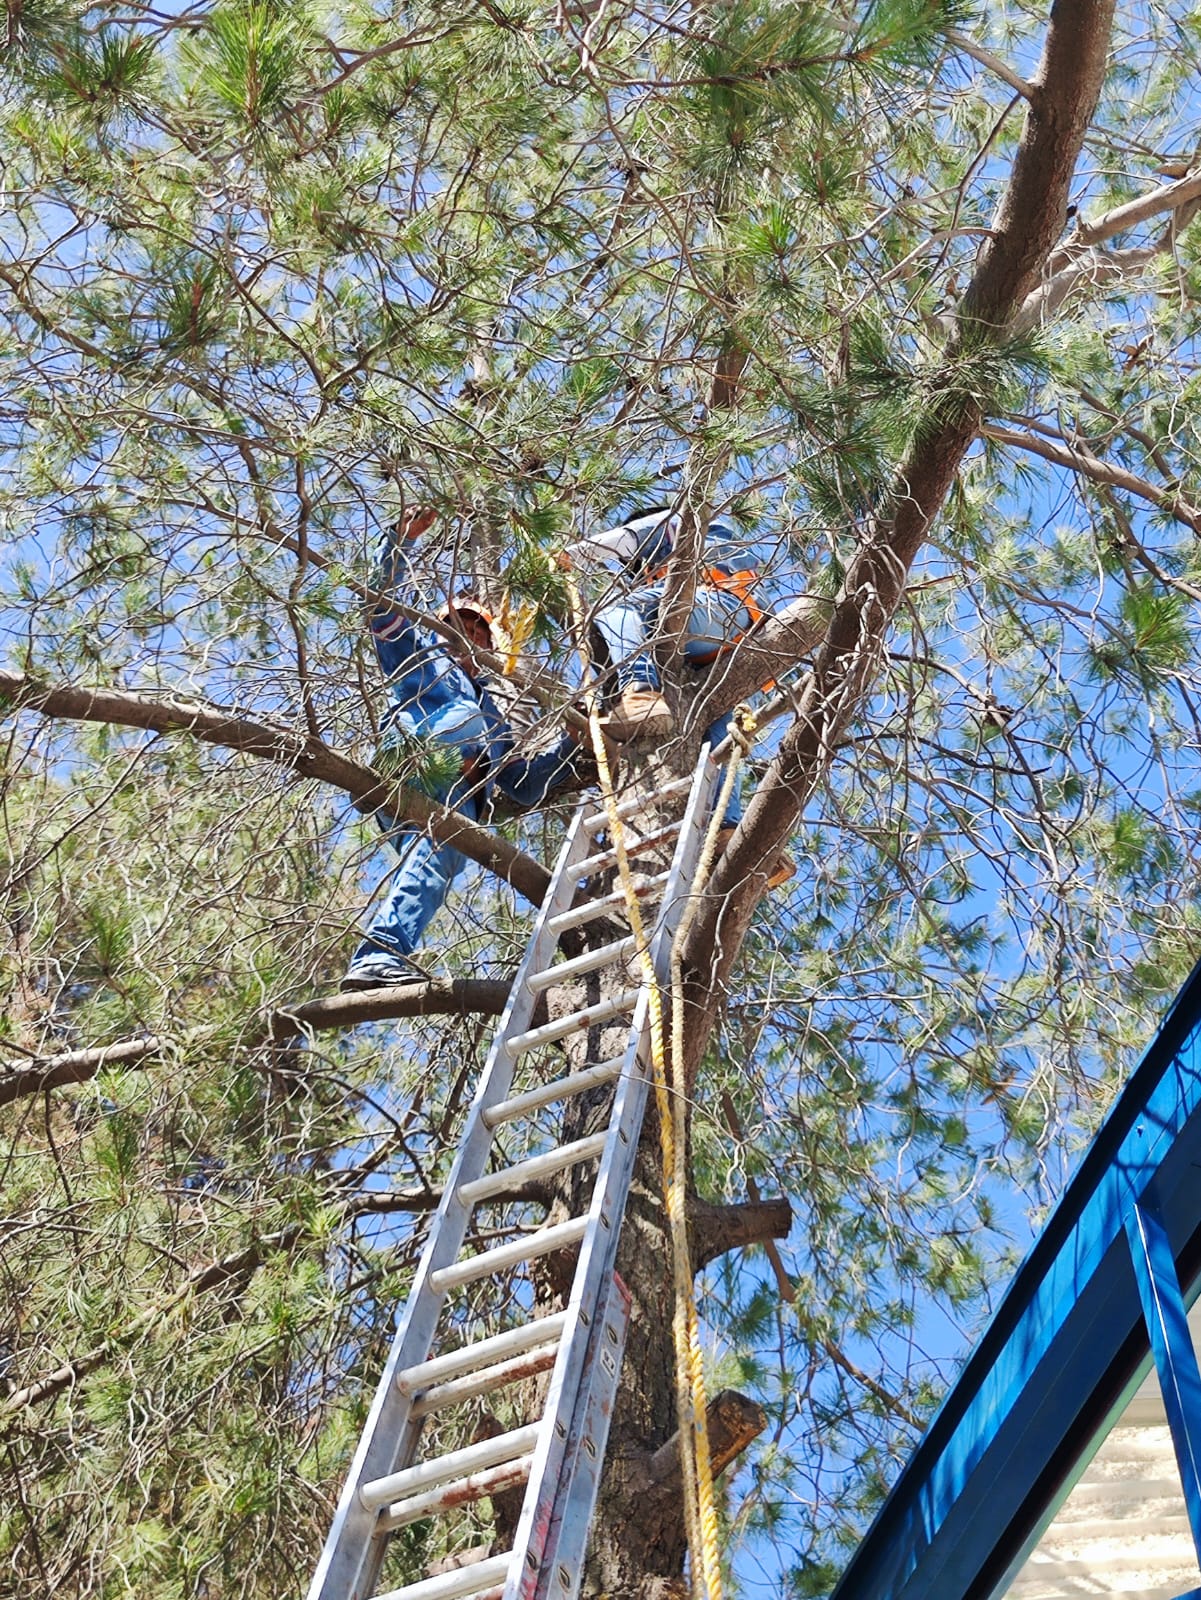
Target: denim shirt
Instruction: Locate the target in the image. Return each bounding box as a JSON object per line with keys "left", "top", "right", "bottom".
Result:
{"left": 367, "top": 531, "right": 579, "bottom": 808}
{"left": 368, "top": 535, "right": 509, "bottom": 783}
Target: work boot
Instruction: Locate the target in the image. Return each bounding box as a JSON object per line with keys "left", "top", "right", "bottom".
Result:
{"left": 715, "top": 826, "right": 795, "bottom": 891}
{"left": 601, "top": 687, "right": 674, "bottom": 743}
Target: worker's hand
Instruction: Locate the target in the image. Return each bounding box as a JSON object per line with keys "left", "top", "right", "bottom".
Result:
{"left": 397, "top": 506, "right": 438, "bottom": 543}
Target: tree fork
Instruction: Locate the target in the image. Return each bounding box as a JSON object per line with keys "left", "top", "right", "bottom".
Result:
{"left": 534, "top": 11, "right": 1122, "bottom": 1588}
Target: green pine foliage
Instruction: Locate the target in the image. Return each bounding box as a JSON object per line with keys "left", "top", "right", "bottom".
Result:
{"left": 2, "top": 2, "right": 1201, "bottom": 1596}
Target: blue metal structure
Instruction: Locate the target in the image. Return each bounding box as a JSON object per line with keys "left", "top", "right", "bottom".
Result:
{"left": 829, "top": 956, "right": 1201, "bottom": 1600}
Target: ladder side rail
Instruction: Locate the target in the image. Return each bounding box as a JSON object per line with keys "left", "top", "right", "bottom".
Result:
{"left": 649, "top": 748, "right": 718, "bottom": 986}
{"left": 523, "top": 748, "right": 717, "bottom": 1600}
{"left": 308, "top": 808, "right": 599, "bottom": 1600}
{"left": 498, "top": 993, "right": 653, "bottom": 1600}
{"left": 534, "top": 1274, "right": 633, "bottom": 1600}
{"left": 501, "top": 749, "right": 719, "bottom": 1600}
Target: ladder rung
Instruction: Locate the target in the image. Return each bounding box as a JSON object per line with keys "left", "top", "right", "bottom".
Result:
{"left": 483, "top": 1057, "right": 625, "bottom": 1129}
{"left": 458, "top": 1132, "right": 608, "bottom": 1207}
{"left": 411, "top": 1342, "right": 561, "bottom": 1419}
{"left": 545, "top": 875, "right": 670, "bottom": 937}
{"left": 504, "top": 991, "right": 641, "bottom": 1057}
{"left": 526, "top": 935, "right": 640, "bottom": 994}
{"left": 429, "top": 1215, "right": 589, "bottom": 1295}
{"left": 361, "top": 1423, "right": 541, "bottom": 1510}
{"left": 398, "top": 1313, "right": 569, "bottom": 1394}
{"left": 574, "top": 820, "right": 682, "bottom": 881}
{"left": 582, "top": 773, "right": 694, "bottom": 834}
{"left": 371, "top": 1552, "right": 513, "bottom": 1600}
{"left": 378, "top": 1454, "right": 534, "bottom": 1531}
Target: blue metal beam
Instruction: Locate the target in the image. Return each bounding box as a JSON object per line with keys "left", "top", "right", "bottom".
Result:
{"left": 829, "top": 957, "right": 1201, "bottom": 1600}
{"left": 1126, "top": 1196, "right": 1201, "bottom": 1567}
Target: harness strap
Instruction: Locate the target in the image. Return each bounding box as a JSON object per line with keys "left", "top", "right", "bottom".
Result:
{"left": 648, "top": 561, "right": 764, "bottom": 641}
{"left": 645, "top": 563, "right": 763, "bottom": 668}
{"left": 709, "top": 565, "right": 763, "bottom": 627}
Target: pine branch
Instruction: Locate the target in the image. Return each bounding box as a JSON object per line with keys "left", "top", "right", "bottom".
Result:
{"left": 683, "top": 0, "right": 1118, "bottom": 1038}
{"left": 960, "top": 1, "right": 1116, "bottom": 332}
{"left": 1013, "top": 241, "right": 1155, "bottom": 333}
{"left": 716, "top": 1091, "right": 796, "bottom": 1299}
{"left": 690, "top": 592, "right": 835, "bottom": 726}
{"left": 2, "top": 1160, "right": 564, "bottom": 1420}
{"left": 634, "top": 1389, "right": 767, "bottom": 1496}
{"left": 0, "top": 1037, "right": 163, "bottom": 1107}
{"left": 1, "top": 1230, "right": 300, "bottom": 1425}
{"left": 1060, "top": 168, "right": 1201, "bottom": 255}
{"left": 982, "top": 421, "right": 1201, "bottom": 540}
{"left": 1013, "top": 169, "right": 1201, "bottom": 333}
{"left": 187, "top": 498, "right": 582, "bottom": 730}
{"left": 309, "top": 26, "right": 448, "bottom": 97}
{"left": 945, "top": 28, "right": 1035, "bottom": 102}
{"left": 823, "top": 14, "right": 1036, "bottom": 102}
{"left": 689, "top": 1196, "right": 792, "bottom": 1271}
{"left": 0, "top": 671, "right": 550, "bottom": 906}
{"left": 0, "top": 982, "right": 520, "bottom": 1108}
{"left": 821, "top": 1338, "right": 923, "bottom": 1431}
{"left": 1077, "top": 385, "right": 1178, "bottom": 482}
{"left": 265, "top": 978, "right": 514, "bottom": 1040}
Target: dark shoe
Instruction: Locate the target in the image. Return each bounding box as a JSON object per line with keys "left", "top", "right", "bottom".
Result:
{"left": 340, "top": 953, "right": 430, "bottom": 991}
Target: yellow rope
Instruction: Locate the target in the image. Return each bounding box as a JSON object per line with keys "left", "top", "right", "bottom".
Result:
{"left": 668, "top": 707, "right": 753, "bottom": 1600}
{"left": 563, "top": 573, "right": 752, "bottom": 1600}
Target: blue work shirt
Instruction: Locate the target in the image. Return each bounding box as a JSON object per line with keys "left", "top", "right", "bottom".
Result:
{"left": 367, "top": 532, "right": 581, "bottom": 809}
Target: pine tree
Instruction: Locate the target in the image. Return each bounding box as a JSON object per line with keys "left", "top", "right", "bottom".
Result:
{"left": 3, "top": 3, "right": 1201, "bottom": 1596}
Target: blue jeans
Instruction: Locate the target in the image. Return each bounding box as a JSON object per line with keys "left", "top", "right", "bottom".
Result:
{"left": 352, "top": 766, "right": 480, "bottom": 963}
{"left": 704, "top": 708, "right": 743, "bottom": 828}
{"left": 592, "top": 583, "right": 752, "bottom": 689}
{"left": 592, "top": 584, "right": 748, "bottom": 827}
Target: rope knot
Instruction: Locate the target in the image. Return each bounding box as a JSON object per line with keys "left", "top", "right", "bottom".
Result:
{"left": 730, "top": 703, "right": 757, "bottom": 753}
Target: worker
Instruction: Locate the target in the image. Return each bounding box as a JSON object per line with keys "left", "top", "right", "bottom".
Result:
{"left": 561, "top": 505, "right": 761, "bottom": 741}
{"left": 561, "top": 504, "right": 791, "bottom": 887}
{"left": 342, "top": 509, "right": 588, "bottom": 991}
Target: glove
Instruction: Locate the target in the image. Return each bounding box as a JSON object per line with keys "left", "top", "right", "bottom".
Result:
{"left": 397, "top": 506, "right": 437, "bottom": 542}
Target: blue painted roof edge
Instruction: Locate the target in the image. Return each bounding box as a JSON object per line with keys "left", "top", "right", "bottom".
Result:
{"left": 828, "top": 950, "right": 1201, "bottom": 1600}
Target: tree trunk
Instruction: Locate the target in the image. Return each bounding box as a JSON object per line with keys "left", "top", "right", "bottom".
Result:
{"left": 528, "top": 756, "right": 706, "bottom": 1597}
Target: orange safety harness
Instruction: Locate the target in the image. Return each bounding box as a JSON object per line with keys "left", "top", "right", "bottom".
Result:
{"left": 649, "top": 560, "right": 763, "bottom": 626}
{"left": 707, "top": 562, "right": 764, "bottom": 627}
{"left": 648, "top": 558, "right": 765, "bottom": 663}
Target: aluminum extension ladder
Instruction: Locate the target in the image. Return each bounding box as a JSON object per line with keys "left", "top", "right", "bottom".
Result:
{"left": 308, "top": 749, "right": 719, "bottom": 1600}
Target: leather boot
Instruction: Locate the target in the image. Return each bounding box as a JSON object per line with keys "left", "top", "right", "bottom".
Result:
{"left": 601, "top": 687, "right": 674, "bottom": 742}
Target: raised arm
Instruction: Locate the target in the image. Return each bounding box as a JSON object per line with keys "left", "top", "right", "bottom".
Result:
{"left": 562, "top": 521, "right": 643, "bottom": 569}
{"left": 368, "top": 508, "right": 439, "bottom": 666}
